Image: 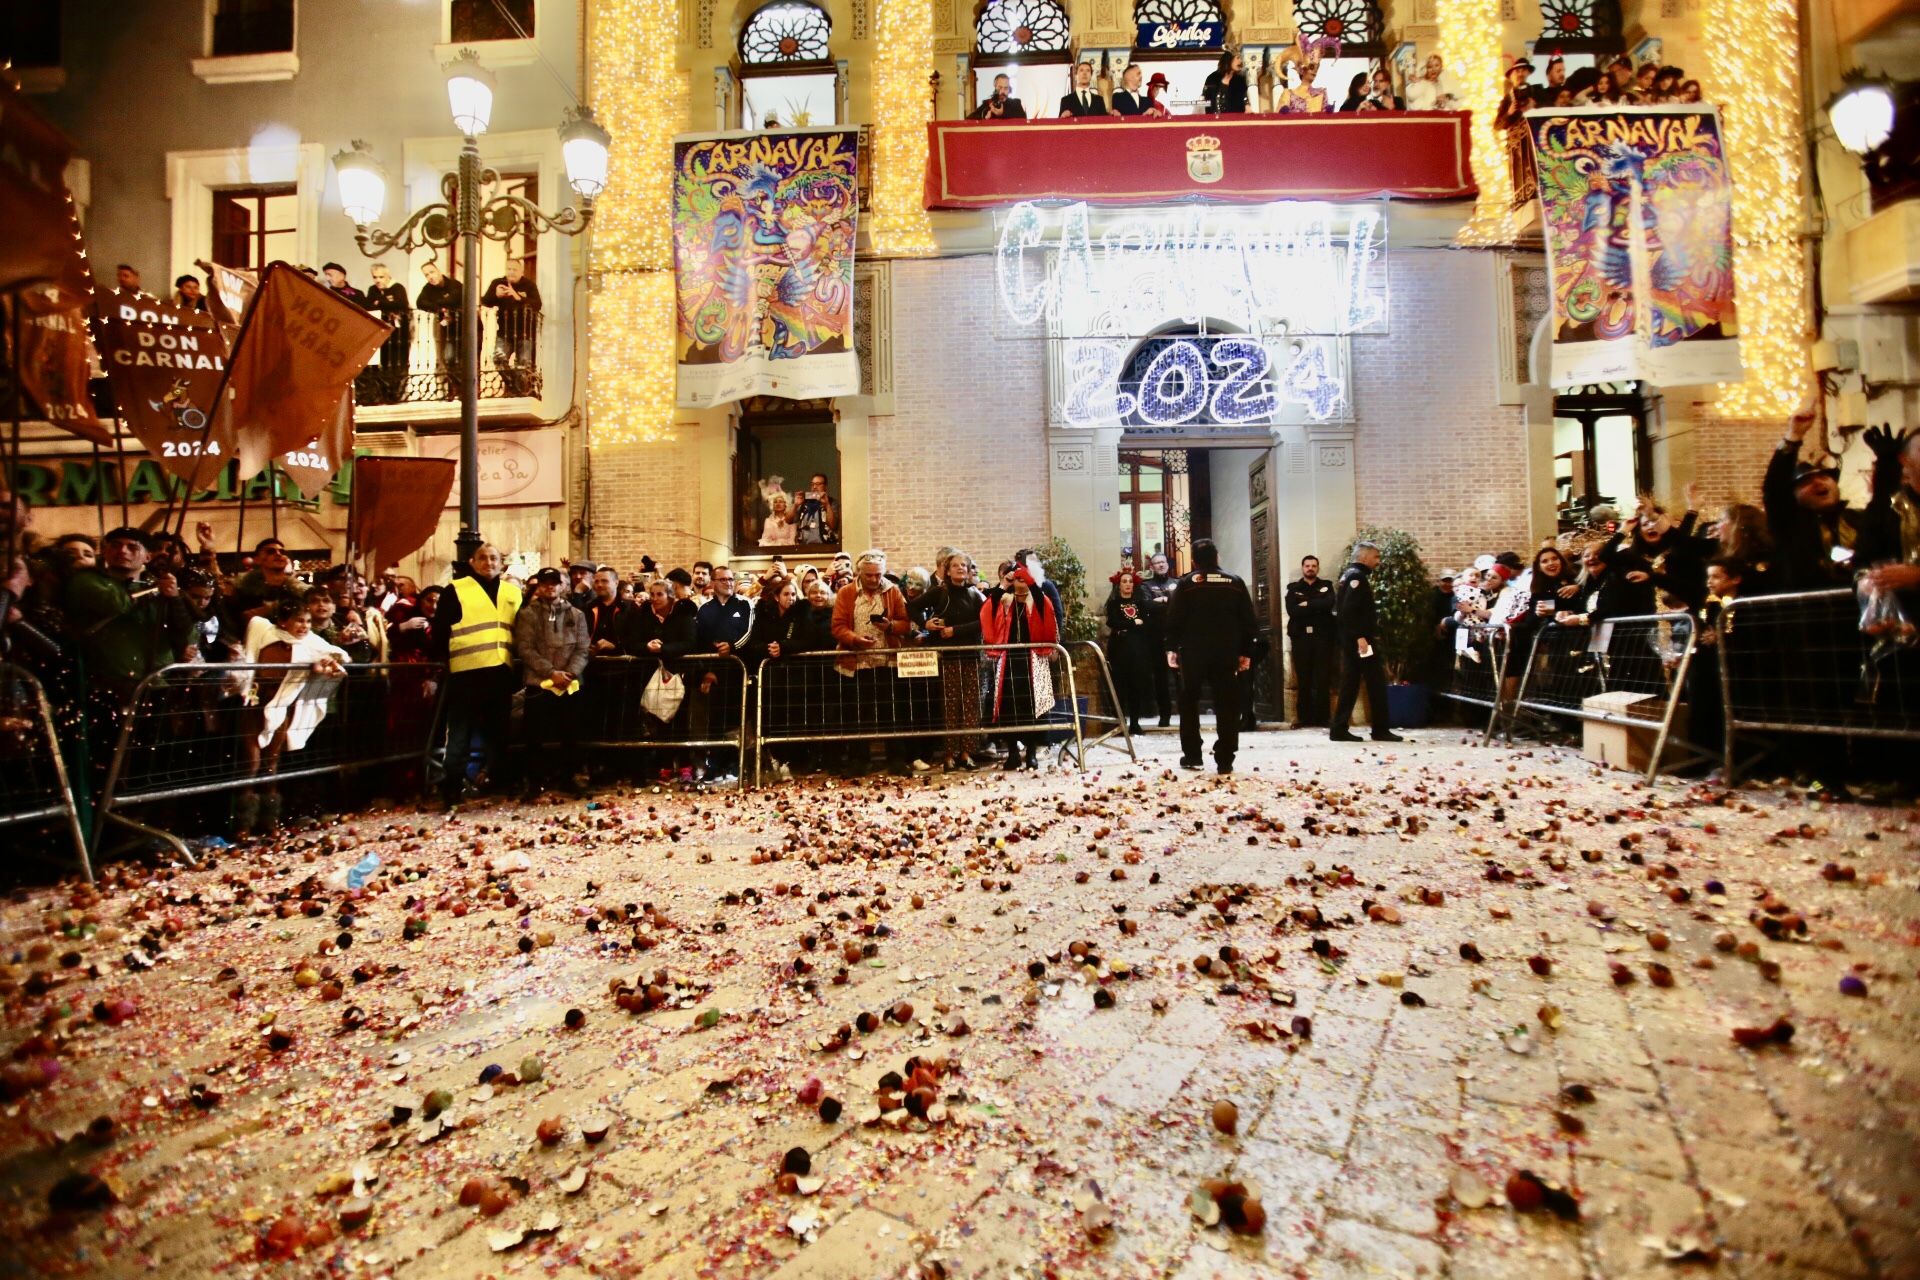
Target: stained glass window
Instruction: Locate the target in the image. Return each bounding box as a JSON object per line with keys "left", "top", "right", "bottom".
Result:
{"left": 1291, "top": 0, "right": 1381, "bottom": 47}
{"left": 1534, "top": 0, "right": 1623, "bottom": 51}
{"left": 1131, "top": 0, "right": 1223, "bottom": 31}
{"left": 975, "top": 0, "right": 1070, "bottom": 54}
{"left": 741, "top": 1, "right": 832, "bottom": 64}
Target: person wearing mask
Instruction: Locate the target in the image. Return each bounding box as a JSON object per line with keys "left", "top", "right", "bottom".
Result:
{"left": 1060, "top": 61, "right": 1106, "bottom": 117}
{"left": 513, "top": 567, "right": 589, "bottom": 795}
{"left": 427, "top": 543, "right": 521, "bottom": 807}
{"left": 1162, "top": 539, "right": 1260, "bottom": 773}
{"left": 1285, "top": 554, "right": 1336, "bottom": 729}
{"left": 1328, "top": 540, "right": 1404, "bottom": 744}
{"left": 1202, "top": 50, "right": 1249, "bottom": 114}
{"left": 584, "top": 565, "right": 634, "bottom": 655}
{"left": 364, "top": 261, "right": 411, "bottom": 402}
{"left": 1103, "top": 567, "right": 1156, "bottom": 736}
{"left": 1140, "top": 551, "right": 1179, "bottom": 727}
{"left": 1143, "top": 72, "right": 1174, "bottom": 117}
{"left": 980, "top": 563, "right": 1059, "bottom": 770}
{"left": 693, "top": 565, "right": 751, "bottom": 783}
{"left": 972, "top": 72, "right": 1028, "bottom": 119}
{"left": 918, "top": 548, "right": 987, "bottom": 771}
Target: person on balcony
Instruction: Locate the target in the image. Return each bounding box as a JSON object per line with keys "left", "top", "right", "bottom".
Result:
{"left": 364, "top": 261, "right": 411, "bottom": 404}
{"left": 971, "top": 72, "right": 1027, "bottom": 119}
{"left": 1403, "top": 53, "right": 1457, "bottom": 111}
{"left": 1201, "top": 50, "right": 1248, "bottom": 114}
{"left": 321, "top": 262, "right": 364, "bottom": 305}
{"left": 1276, "top": 39, "right": 1335, "bottom": 114}
{"left": 1359, "top": 67, "right": 1402, "bottom": 111}
{"left": 1111, "top": 65, "right": 1151, "bottom": 117}
{"left": 1059, "top": 61, "right": 1105, "bottom": 117}
{"left": 1144, "top": 71, "right": 1174, "bottom": 116}
{"left": 417, "top": 260, "right": 464, "bottom": 397}
{"left": 481, "top": 257, "right": 542, "bottom": 396}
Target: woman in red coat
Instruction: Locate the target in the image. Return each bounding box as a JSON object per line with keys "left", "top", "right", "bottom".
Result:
{"left": 979, "top": 563, "right": 1059, "bottom": 769}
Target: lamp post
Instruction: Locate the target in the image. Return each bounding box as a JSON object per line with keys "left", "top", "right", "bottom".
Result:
{"left": 333, "top": 49, "right": 610, "bottom": 565}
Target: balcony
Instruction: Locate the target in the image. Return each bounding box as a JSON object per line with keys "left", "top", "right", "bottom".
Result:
{"left": 352, "top": 309, "right": 544, "bottom": 417}
{"left": 922, "top": 113, "right": 1475, "bottom": 209}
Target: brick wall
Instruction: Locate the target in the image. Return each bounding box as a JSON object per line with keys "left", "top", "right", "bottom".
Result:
{"left": 585, "top": 433, "right": 703, "bottom": 574}
{"left": 866, "top": 256, "right": 1053, "bottom": 569}
{"left": 1681, "top": 409, "right": 1790, "bottom": 508}
{"left": 1350, "top": 250, "right": 1534, "bottom": 570}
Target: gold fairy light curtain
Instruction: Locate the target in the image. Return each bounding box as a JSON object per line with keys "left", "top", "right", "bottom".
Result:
{"left": 1436, "top": 0, "right": 1517, "bottom": 246}
{"left": 869, "top": 0, "right": 938, "bottom": 256}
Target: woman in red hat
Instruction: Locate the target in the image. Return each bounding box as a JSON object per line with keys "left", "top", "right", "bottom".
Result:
{"left": 1144, "top": 71, "right": 1173, "bottom": 117}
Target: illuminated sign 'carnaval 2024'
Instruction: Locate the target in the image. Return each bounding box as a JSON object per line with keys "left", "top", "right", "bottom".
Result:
{"left": 994, "top": 201, "right": 1384, "bottom": 426}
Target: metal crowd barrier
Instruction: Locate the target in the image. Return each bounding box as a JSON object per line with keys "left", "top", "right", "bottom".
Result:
{"left": 1718, "top": 588, "right": 1920, "bottom": 784}
{"left": 1500, "top": 611, "right": 1704, "bottom": 784}
{"left": 754, "top": 642, "right": 1083, "bottom": 780}
{"left": 568, "top": 654, "right": 749, "bottom": 782}
{"left": 1435, "top": 624, "right": 1509, "bottom": 741}
{"left": 93, "top": 661, "right": 446, "bottom": 861}
{"left": 0, "top": 663, "right": 92, "bottom": 882}
{"left": 1065, "top": 640, "right": 1139, "bottom": 764}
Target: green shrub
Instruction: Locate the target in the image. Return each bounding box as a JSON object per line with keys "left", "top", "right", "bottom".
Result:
{"left": 1337, "top": 526, "right": 1433, "bottom": 683}
{"left": 1033, "top": 535, "right": 1099, "bottom": 643}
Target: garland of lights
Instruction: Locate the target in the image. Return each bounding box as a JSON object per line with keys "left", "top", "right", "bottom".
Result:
{"left": 587, "top": 0, "right": 687, "bottom": 446}
{"left": 1436, "top": 0, "right": 1517, "bottom": 246}
{"left": 1062, "top": 336, "right": 1344, "bottom": 427}
{"left": 869, "top": 0, "right": 938, "bottom": 256}
{"left": 1705, "top": 0, "right": 1809, "bottom": 418}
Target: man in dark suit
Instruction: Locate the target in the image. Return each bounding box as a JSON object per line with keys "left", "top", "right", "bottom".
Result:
{"left": 1111, "top": 64, "right": 1150, "bottom": 116}
{"left": 1163, "top": 539, "right": 1260, "bottom": 775}
{"left": 1329, "top": 540, "right": 1405, "bottom": 743}
{"left": 971, "top": 73, "right": 1028, "bottom": 119}
{"left": 1059, "top": 61, "right": 1105, "bottom": 116}
{"left": 1285, "top": 554, "right": 1335, "bottom": 727}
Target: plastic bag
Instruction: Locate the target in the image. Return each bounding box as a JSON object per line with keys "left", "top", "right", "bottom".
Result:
{"left": 1856, "top": 572, "right": 1918, "bottom": 664}
{"left": 641, "top": 664, "right": 685, "bottom": 722}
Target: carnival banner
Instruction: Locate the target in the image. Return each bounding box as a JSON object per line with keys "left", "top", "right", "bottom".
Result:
{"left": 1527, "top": 106, "right": 1743, "bottom": 389}
{"left": 94, "top": 295, "right": 235, "bottom": 483}
{"left": 671, "top": 127, "right": 859, "bottom": 409}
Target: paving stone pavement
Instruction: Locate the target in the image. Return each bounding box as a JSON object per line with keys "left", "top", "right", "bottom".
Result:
{"left": 0, "top": 728, "right": 1915, "bottom": 1279}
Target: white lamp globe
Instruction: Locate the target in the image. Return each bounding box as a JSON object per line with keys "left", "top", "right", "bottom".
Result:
{"left": 560, "top": 107, "right": 613, "bottom": 198}
{"left": 1830, "top": 81, "right": 1895, "bottom": 155}
{"left": 444, "top": 48, "right": 497, "bottom": 138}
{"left": 332, "top": 141, "right": 387, "bottom": 227}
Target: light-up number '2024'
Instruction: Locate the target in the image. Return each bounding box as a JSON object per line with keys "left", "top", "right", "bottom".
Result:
{"left": 1066, "top": 337, "right": 1286, "bottom": 427}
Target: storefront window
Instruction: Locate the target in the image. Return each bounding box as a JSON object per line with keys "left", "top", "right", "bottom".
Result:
{"left": 733, "top": 410, "right": 842, "bottom": 555}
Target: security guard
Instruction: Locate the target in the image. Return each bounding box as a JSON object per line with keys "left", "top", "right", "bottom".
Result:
{"left": 1284, "top": 554, "right": 1335, "bottom": 728}
{"left": 429, "top": 543, "right": 523, "bottom": 806}
{"left": 1329, "top": 540, "right": 1404, "bottom": 744}
{"left": 1163, "top": 539, "right": 1260, "bottom": 774}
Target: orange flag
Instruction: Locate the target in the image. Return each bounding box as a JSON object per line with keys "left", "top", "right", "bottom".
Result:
{"left": 0, "top": 79, "right": 88, "bottom": 297}
{"left": 218, "top": 262, "right": 389, "bottom": 482}
{"left": 93, "top": 295, "right": 234, "bottom": 481}
{"left": 277, "top": 385, "right": 355, "bottom": 499}
{"left": 349, "top": 455, "right": 457, "bottom": 573}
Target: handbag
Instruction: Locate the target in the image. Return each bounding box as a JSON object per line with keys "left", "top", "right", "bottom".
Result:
{"left": 1029, "top": 653, "right": 1057, "bottom": 719}
{"left": 641, "top": 663, "right": 685, "bottom": 722}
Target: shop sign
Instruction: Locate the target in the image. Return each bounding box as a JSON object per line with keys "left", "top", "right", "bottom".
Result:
{"left": 1136, "top": 20, "right": 1222, "bottom": 48}
{"left": 416, "top": 429, "right": 563, "bottom": 507}
{"left": 5, "top": 456, "right": 331, "bottom": 510}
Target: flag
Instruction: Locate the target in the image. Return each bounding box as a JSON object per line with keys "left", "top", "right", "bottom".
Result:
{"left": 277, "top": 385, "right": 355, "bottom": 499}
{"left": 94, "top": 295, "right": 235, "bottom": 483}
{"left": 6, "top": 285, "right": 110, "bottom": 444}
{"left": 348, "top": 455, "right": 457, "bottom": 573}
{"left": 0, "top": 79, "right": 89, "bottom": 297}
{"left": 197, "top": 259, "right": 257, "bottom": 331}
{"left": 218, "top": 262, "right": 390, "bottom": 482}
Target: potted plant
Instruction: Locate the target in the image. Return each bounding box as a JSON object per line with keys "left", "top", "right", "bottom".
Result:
{"left": 1337, "top": 525, "right": 1436, "bottom": 728}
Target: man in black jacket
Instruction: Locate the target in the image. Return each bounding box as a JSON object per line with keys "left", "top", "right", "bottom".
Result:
{"left": 1110, "top": 65, "right": 1151, "bottom": 116}
{"left": 1059, "top": 62, "right": 1105, "bottom": 116}
{"left": 971, "top": 73, "right": 1027, "bottom": 119}
{"left": 416, "top": 261, "right": 464, "bottom": 394}
{"left": 1163, "top": 539, "right": 1260, "bottom": 774}
{"left": 1285, "top": 554, "right": 1335, "bottom": 727}
{"left": 1329, "top": 540, "right": 1404, "bottom": 743}
{"left": 1762, "top": 405, "right": 1893, "bottom": 592}
{"left": 1141, "top": 551, "right": 1178, "bottom": 726}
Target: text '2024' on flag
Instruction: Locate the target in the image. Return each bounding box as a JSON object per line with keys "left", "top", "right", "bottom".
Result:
{"left": 217, "top": 262, "right": 390, "bottom": 482}
{"left": 93, "top": 295, "right": 236, "bottom": 484}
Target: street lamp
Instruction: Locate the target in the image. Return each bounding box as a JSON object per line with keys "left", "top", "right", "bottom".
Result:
{"left": 1828, "top": 77, "right": 1896, "bottom": 155}
{"left": 332, "top": 49, "right": 611, "bottom": 566}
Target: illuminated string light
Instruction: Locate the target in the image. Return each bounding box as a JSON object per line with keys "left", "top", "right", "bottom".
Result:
{"left": 1705, "top": 0, "right": 1809, "bottom": 418}
{"left": 587, "top": 0, "right": 687, "bottom": 446}
{"left": 1436, "top": 0, "right": 1518, "bottom": 246}
{"left": 869, "top": 0, "right": 938, "bottom": 256}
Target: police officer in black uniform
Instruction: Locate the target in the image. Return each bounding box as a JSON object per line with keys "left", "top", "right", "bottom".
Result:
{"left": 1285, "top": 554, "right": 1335, "bottom": 728}
{"left": 1140, "top": 552, "right": 1179, "bottom": 726}
{"left": 1329, "top": 540, "right": 1405, "bottom": 743}
{"left": 1163, "top": 539, "right": 1260, "bottom": 774}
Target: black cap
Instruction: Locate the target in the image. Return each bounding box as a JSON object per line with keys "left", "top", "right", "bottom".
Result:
{"left": 1793, "top": 460, "right": 1840, "bottom": 485}
{"left": 532, "top": 567, "right": 565, "bottom": 585}
{"left": 666, "top": 567, "right": 693, "bottom": 587}
{"left": 1495, "top": 551, "right": 1525, "bottom": 570}
{"left": 102, "top": 526, "right": 148, "bottom": 547}
{"left": 568, "top": 561, "right": 597, "bottom": 575}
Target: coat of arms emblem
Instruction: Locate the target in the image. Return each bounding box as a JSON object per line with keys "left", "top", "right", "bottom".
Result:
{"left": 1186, "top": 133, "right": 1223, "bottom": 184}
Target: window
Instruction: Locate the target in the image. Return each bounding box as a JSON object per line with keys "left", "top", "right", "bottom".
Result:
{"left": 1291, "top": 0, "right": 1384, "bottom": 54}
{"left": 732, "top": 408, "right": 841, "bottom": 554}
{"left": 1, "top": 3, "right": 61, "bottom": 69}
{"left": 451, "top": 0, "right": 534, "bottom": 42}
{"left": 975, "top": 0, "right": 1069, "bottom": 55}
{"left": 738, "top": 2, "right": 837, "bottom": 129}
{"left": 210, "top": 0, "right": 294, "bottom": 56}
{"left": 212, "top": 186, "right": 298, "bottom": 271}
{"left": 1552, "top": 382, "right": 1654, "bottom": 531}
{"left": 1533, "top": 0, "right": 1624, "bottom": 55}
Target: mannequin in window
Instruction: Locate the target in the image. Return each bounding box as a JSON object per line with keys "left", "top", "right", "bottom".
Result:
{"left": 1058, "top": 61, "right": 1105, "bottom": 116}
{"left": 1201, "top": 50, "right": 1248, "bottom": 114}
{"left": 972, "top": 72, "right": 1028, "bottom": 119}
{"left": 1110, "top": 64, "right": 1151, "bottom": 116}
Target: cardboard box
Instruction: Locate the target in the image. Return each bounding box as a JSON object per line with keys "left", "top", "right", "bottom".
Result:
{"left": 1581, "top": 691, "right": 1662, "bottom": 773}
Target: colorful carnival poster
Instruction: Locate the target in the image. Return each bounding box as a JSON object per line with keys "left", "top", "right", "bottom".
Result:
{"left": 1526, "top": 106, "right": 1743, "bottom": 389}
{"left": 671, "top": 127, "right": 860, "bottom": 409}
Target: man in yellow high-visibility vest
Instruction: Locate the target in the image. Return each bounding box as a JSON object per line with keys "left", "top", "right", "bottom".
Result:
{"left": 428, "top": 543, "right": 522, "bottom": 807}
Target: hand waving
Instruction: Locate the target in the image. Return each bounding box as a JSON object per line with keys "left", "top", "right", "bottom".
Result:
{"left": 1863, "top": 423, "right": 1912, "bottom": 463}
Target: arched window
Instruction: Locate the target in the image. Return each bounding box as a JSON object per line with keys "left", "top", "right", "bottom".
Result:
{"left": 1291, "top": 0, "right": 1384, "bottom": 54}
{"left": 740, "top": 1, "right": 832, "bottom": 63}
{"left": 1129, "top": 0, "right": 1226, "bottom": 115}
{"left": 738, "top": 1, "right": 837, "bottom": 130}
{"left": 1132, "top": 0, "right": 1222, "bottom": 32}
{"left": 1534, "top": 0, "right": 1624, "bottom": 55}
{"left": 975, "top": 0, "right": 1069, "bottom": 55}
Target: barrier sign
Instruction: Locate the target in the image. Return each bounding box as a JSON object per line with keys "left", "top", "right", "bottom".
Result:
{"left": 896, "top": 650, "right": 940, "bottom": 678}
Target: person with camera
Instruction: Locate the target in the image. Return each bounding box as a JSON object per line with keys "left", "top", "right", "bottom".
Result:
{"left": 971, "top": 72, "right": 1027, "bottom": 119}
{"left": 833, "top": 550, "right": 922, "bottom": 774}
